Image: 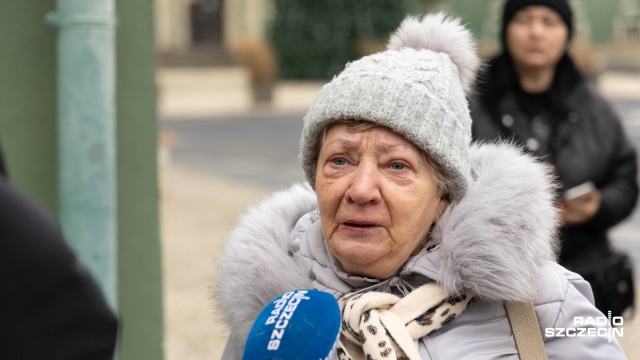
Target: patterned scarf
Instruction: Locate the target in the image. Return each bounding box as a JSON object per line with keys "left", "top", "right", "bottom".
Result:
{"left": 337, "top": 282, "right": 471, "bottom": 360}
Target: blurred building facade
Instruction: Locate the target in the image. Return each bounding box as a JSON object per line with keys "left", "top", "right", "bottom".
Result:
{"left": 156, "top": 0, "right": 260, "bottom": 65}
{"left": 156, "top": 0, "right": 640, "bottom": 75}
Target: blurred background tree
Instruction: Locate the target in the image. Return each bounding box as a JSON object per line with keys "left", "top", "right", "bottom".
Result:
{"left": 270, "top": 0, "right": 407, "bottom": 79}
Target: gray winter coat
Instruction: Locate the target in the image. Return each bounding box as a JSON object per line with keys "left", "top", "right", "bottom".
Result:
{"left": 214, "top": 143, "right": 627, "bottom": 359}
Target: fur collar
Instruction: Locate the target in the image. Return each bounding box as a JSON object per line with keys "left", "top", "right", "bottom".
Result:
{"left": 214, "top": 142, "right": 559, "bottom": 348}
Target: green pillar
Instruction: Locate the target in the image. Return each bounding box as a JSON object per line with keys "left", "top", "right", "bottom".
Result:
{"left": 2, "top": 1, "right": 162, "bottom": 357}
{"left": 0, "top": 2, "right": 57, "bottom": 212}
{"left": 47, "top": 0, "right": 118, "bottom": 309}
{"left": 116, "top": 0, "right": 164, "bottom": 358}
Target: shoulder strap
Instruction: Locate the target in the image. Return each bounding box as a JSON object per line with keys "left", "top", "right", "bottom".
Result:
{"left": 505, "top": 301, "right": 548, "bottom": 360}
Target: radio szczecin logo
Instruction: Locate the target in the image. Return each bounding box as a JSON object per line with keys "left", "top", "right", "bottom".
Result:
{"left": 545, "top": 311, "right": 623, "bottom": 343}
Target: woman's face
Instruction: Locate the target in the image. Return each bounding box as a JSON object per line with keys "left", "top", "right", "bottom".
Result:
{"left": 315, "top": 123, "right": 446, "bottom": 279}
{"left": 506, "top": 6, "right": 568, "bottom": 71}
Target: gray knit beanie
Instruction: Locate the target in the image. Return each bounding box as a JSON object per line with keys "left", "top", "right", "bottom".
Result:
{"left": 299, "top": 13, "right": 481, "bottom": 201}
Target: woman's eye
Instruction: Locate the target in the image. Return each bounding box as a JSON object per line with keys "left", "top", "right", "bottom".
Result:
{"left": 513, "top": 15, "right": 529, "bottom": 24}
{"left": 331, "top": 157, "right": 347, "bottom": 166}
{"left": 391, "top": 162, "right": 406, "bottom": 170}
{"left": 543, "top": 18, "right": 560, "bottom": 27}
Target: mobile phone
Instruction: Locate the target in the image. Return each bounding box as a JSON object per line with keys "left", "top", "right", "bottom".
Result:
{"left": 563, "top": 181, "right": 595, "bottom": 201}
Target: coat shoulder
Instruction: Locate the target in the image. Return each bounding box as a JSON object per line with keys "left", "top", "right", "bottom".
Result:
{"left": 213, "top": 183, "right": 318, "bottom": 352}
{"left": 533, "top": 262, "right": 589, "bottom": 332}
{"left": 443, "top": 261, "right": 594, "bottom": 334}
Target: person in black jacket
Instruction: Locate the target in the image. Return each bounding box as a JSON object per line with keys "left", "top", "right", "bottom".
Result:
{"left": 471, "top": 0, "right": 639, "bottom": 315}
{"left": 0, "top": 144, "right": 118, "bottom": 359}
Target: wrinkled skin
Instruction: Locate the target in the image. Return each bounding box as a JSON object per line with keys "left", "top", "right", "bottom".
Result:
{"left": 315, "top": 124, "right": 446, "bottom": 279}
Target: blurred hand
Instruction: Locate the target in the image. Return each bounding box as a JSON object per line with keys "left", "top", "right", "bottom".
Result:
{"left": 556, "top": 188, "right": 601, "bottom": 226}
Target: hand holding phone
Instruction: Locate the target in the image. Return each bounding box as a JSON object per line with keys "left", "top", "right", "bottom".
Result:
{"left": 563, "top": 181, "right": 595, "bottom": 201}
{"left": 559, "top": 181, "right": 600, "bottom": 225}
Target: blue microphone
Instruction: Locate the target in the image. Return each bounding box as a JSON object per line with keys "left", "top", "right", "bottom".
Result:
{"left": 242, "top": 289, "right": 341, "bottom": 360}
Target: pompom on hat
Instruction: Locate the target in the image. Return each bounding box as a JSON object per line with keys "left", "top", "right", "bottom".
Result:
{"left": 299, "top": 13, "right": 481, "bottom": 201}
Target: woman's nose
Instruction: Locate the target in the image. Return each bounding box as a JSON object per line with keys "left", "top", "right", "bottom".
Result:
{"left": 345, "top": 162, "right": 382, "bottom": 205}
{"left": 530, "top": 20, "right": 544, "bottom": 37}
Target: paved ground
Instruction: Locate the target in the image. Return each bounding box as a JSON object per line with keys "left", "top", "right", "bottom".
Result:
{"left": 160, "top": 160, "right": 269, "bottom": 360}
{"left": 159, "top": 66, "right": 640, "bottom": 359}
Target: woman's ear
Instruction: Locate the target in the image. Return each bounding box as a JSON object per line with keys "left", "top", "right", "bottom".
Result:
{"left": 433, "top": 198, "right": 447, "bottom": 225}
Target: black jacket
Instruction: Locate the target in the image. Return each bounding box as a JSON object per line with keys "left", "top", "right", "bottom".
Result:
{"left": 470, "top": 53, "right": 639, "bottom": 266}
{"left": 0, "top": 146, "right": 118, "bottom": 359}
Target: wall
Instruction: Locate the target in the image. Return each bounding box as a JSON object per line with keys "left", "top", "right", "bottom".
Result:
{"left": 0, "top": 1, "right": 58, "bottom": 213}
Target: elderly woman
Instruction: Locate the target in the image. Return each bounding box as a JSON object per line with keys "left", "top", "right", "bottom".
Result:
{"left": 215, "top": 14, "right": 626, "bottom": 359}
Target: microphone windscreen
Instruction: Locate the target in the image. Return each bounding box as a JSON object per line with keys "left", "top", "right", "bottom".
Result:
{"left": 242, "top": 289, "right": 341, "bottom": 360}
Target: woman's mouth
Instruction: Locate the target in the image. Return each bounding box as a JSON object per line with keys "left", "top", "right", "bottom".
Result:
{"left": 344, "top": 222, "right": 375, "bottom": 228}
{"left": 340, "top": 222, "right": 380, "bottom": 232}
